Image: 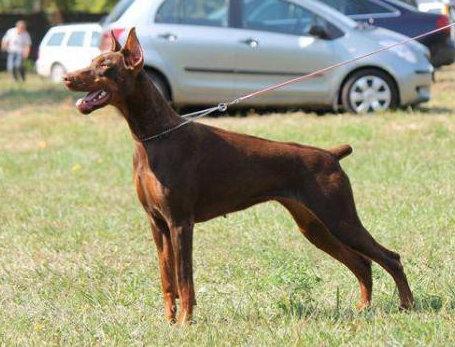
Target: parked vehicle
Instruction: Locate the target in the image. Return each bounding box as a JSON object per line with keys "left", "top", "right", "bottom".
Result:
{"left": 100, "top": 0, "right": 433, "bottom": 113}
{"left": 36, "top": 24, "right": 101, "bottom": 82}
{"left": 402, "top": 0, "right": 455, "bottom": 28}
{"left": 319, "top": 0, "right": 455, "bottom": 68}
{"left": 402, "top": 0, "right": 454, "bottom": 15}
{"left": 401, "top": 0, "right": 447, "bottom": 13}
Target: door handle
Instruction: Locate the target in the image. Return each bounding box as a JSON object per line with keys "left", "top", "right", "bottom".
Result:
{"left": 158, "top": 33, "right": 177, "bottom": 41}
{"left": 240, "top": 38, "right": 259, "bottom": 48}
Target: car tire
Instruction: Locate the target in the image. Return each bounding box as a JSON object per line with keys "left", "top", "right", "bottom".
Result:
{"left": 341, "top": 69, "right": 398, "bottom": 114}
{"left": 145, "top": 70, "right": 171, "bottom": 102}
{"left": 50, "top": 63, "right": 66, "bottom": 83}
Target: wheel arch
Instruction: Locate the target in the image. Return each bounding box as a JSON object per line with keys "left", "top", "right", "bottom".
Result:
{"left": 50, "top": 61, "right": 66, "bottom": 71}
{"left": 338, "top": 66, "right": 401, "bottom": 106}
{"left": 49, "top": 62, "right": 66, "bottom": 81}
{"left": 143, "top": 65, "right": 173, "bottom": 102}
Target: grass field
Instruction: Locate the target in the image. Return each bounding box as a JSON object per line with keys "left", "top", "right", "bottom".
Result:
{"left": 0, "top": 68, "right": 454, "bottom": 346}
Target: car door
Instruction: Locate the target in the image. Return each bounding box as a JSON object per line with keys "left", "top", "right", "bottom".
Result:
{"left": 229, "top": 0, "right": 342, "bottom": 106}
{"left": 40, "top": 31, "right": 66, "bottom": 72}
{"left": 86, "top": 30, "right": 102, "bottom": 60}
{"left": 65, "top": 31, "right": 90, "bottom": 72}
{"left": 143, "top": 0, "right": 238, "bottom": 105}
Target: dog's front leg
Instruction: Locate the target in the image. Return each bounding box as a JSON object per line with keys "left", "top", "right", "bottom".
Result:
{"left": 169, "top": 220, "right": 195, "bottom": 325}
{"left": 150, "top": 217, "right": 178, "bottom": 323}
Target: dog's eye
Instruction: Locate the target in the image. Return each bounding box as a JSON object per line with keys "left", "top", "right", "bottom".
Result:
{"left": 99, "top": 65, "right": 116, "bottom": 78}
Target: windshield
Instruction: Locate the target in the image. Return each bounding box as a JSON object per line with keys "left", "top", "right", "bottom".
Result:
{"left": 100, "top": 0, "right": 134, "bottom": 26}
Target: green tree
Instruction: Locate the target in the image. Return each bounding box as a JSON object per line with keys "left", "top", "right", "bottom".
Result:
{"left": 0, "top": 0, "right": 117, "bottom": 13}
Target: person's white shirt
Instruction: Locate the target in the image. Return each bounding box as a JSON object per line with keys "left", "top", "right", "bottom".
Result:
{"left": 2, "top": 28, "right": 31, "bottom": 54}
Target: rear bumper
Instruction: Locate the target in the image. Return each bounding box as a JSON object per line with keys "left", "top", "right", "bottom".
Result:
{"left": 430, "top": 40, "right": 455, "bottom": 67}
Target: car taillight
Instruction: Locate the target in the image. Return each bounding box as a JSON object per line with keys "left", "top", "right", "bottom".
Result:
{"left": 436, "top": 15, "right": 451, "bottom": 35}
{"left": 99, "top": 28, "right": 125, "bottom": 51}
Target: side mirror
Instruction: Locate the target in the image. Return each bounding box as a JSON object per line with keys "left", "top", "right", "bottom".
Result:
{"left": 309, "top": 24, "right": 330, "bottom": 40}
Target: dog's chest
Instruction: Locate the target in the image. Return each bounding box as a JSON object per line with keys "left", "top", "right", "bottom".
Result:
{"left": 134, "top": 162, "right": 169, "bottom": 214}
{"left": 133, "top": 146, "right": 168, "bottom": 215}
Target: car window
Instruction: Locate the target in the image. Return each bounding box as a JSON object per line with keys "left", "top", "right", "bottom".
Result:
{"left": 241, "top": 0, "right": 319, "bottom": 36}
{"left": 67, "top": 31, "right": 85, "bottom": 47}
{"left": 91, "top": 31, "right": 101, "bottom": 47}
{"left": 319, "top": 0, "right": 394, "bottom": 16}
{"left": 156, "top": 0, "right": 229, "bottom": 27}
{"left": 46, "top": 32, "right": 65, "bottom": 46}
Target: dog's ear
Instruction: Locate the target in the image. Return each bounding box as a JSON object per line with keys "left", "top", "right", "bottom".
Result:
{"left": 121, "top": 28, "right": 144, "bottom": 71}
{"left": 109, "top": 30, "right": 121, "bottom": 52}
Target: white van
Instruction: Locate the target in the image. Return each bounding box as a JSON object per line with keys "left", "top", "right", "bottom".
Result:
{"left": 36, "top": 23, "right": 101, "bottom": 82}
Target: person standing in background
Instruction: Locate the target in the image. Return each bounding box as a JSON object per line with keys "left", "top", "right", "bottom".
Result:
{"left": 1, "top": 20, "right": 32, "bottom": 82}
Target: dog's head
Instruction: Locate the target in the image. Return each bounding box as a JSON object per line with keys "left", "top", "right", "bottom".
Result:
{"left": 64, "top": 28, "right": 144, "bottom": 115}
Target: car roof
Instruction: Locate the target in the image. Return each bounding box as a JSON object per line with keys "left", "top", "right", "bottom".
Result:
{"left": 103, "top": 0, "right": 358, "bottom": 31}
{"left": 47, "top": 23, "right": 101, "bottom": 33}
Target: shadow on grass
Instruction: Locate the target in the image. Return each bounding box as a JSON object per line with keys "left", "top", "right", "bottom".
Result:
{"left": 180, "top": 105, "right": 334, "bottom": 118}
{"left": 416, "top": 106, "right": 453, "bottom": 114}
{"left": 274, "top": 293, "right": 451, "bottom": 322}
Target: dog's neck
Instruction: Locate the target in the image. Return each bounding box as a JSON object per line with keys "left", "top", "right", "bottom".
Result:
{"left": 118, "top": 70, "right": 182, "bottom": 142}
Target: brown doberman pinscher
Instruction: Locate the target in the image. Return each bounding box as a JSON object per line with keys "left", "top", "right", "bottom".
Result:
{"left": 64, "top": 28, "right": 414, "bottom": 324}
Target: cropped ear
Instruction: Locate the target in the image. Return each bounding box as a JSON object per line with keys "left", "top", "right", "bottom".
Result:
{"left": 109, "top": 30, "right": 121, "bottom": 52}
{"left": 121, "top": 28, "right": 144, "bottom": 71}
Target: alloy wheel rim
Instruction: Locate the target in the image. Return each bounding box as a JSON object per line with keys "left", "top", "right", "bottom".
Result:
{"left": 349, "top": 75, "right": 392, "bottom": 113}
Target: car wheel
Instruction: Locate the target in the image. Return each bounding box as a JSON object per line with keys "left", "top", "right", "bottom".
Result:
{"left": 341, "top": 69, "right": 398, "bottom": 114}
{"left": 50, "top": 63, "right": 66, "bottom": 83}
{"left": 145, "top": 70, "right": 171, "bottom": 102}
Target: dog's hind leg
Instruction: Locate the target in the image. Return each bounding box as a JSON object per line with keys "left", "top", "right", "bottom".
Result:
{"left": 278, "top": 198, "right": 373, "bottom": 310}
{"left": 150, "top": 216, "right": 179, "bottom": 323}
{"left": 322, "top": 172, "right": 414, "bottom": 309}
{"left": 336, "top": 221, "right": 414, "bottom": 309}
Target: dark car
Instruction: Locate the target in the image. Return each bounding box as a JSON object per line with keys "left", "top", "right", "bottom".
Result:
{"left": 319, "top": 0, "right": 455, "bottom": 67}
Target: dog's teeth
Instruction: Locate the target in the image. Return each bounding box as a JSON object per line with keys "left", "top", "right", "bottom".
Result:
{"left": 76, "top": 98, "right": 83, "bottom": 107}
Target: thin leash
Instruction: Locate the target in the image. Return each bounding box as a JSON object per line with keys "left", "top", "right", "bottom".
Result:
{"left": 141, "top": 22, "right": 455, "bottom": 142}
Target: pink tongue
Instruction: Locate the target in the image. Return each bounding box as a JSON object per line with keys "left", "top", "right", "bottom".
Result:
{"left": 74, "top": 90, "right": 108, "bottom": 115}
{"left": 75, "top": 95, "right": 94, "bottom": 115}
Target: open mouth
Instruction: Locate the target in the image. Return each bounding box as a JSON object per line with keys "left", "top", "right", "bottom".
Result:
{"left": 76, "top": 90, "right": 111, "bottom": 115}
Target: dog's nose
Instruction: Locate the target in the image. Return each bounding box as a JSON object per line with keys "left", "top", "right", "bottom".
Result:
{"left": 62, "top": 74, "right": 77, "bottom": 89}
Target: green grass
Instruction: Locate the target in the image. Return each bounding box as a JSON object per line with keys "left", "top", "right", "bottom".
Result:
{"left": 0, "top": 69, "right": 454, "bottom": 346}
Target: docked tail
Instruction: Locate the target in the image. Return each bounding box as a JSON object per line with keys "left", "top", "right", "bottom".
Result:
{"left": 329, "top": 144, "right": 353, "bottom": 160}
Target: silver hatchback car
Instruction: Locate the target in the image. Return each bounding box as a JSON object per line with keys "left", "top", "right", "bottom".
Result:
{"left": 101, "top": 0, "right": 433, "bottom": 113}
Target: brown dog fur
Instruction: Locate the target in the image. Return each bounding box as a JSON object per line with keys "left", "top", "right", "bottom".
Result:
{"left": 64, "top": 29, "right": 414, "bottom": 324}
